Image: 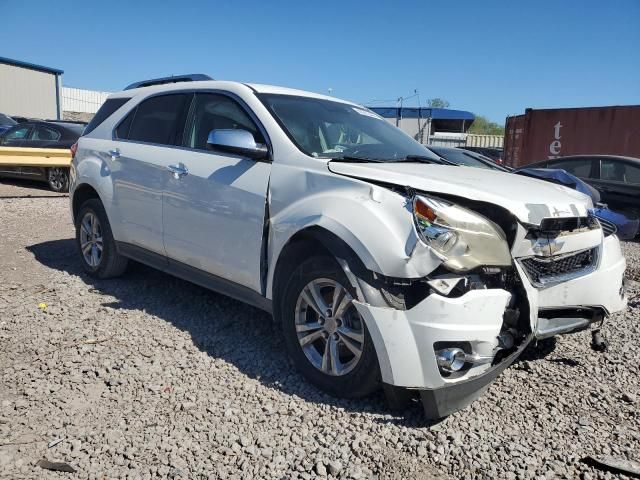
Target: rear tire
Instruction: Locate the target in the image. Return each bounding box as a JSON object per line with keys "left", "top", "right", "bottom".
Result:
{"left": 47, "top": 167, "right": 69, "bottom": 193}
{"left": 75, "top": 199, "right": 128, "bottom": 278}
{"left": 280, "top": 255, "right": 380, "bottom": 398}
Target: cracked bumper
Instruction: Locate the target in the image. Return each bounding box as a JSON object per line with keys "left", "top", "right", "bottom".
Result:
{"left": 353, "top": 234, "right": 627, "bottom": 418}
{"left": 353, "top": 288, "right": 515, "bottom": 390}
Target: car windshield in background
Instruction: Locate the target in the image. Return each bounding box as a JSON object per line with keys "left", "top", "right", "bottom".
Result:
{"left": 259, "top": 94, "right": 442, "bottom": 162}
{"left": 429, "top": 147, "right": 500, "bottom": 170}
{"left": 0, "top": 114, "right": 17, "bottom": 125}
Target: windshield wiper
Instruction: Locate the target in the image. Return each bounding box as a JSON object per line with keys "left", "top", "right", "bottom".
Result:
{"left": 389, "top": 155, "right": 454, "bottom": 165}
{"left": 329, "top": 156, "right": 386, "bottom": 163}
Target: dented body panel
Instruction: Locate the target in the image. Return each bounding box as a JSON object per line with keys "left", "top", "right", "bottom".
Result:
{"left": 327, "top": 161, "right": 592, "bottom": 224}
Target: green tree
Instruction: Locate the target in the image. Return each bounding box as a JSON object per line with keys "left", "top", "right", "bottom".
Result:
{"left": 426, "top": 98, "right": 450, "bottom": 108}
{"left": 468, "top": 115, "right": 505, "bottom": 135}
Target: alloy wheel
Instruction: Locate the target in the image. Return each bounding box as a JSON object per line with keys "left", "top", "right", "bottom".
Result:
{"left": 294, "top": 278, "right": 365, "bottom": 376}
{"left": 79, "top": 212, "right": 103, "bottom": 268}
{"left": 48, "top": 168, "right": 67, "bottom": 191}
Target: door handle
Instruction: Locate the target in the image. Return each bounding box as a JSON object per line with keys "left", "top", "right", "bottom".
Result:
{"left": 167, "top": 163, "right": 189, "bottom": 179}
{"left": 108, "top": 149, "right": 121, "bottom": 160}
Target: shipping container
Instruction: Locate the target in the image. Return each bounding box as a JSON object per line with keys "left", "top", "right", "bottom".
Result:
{"left": 504, "top": 105, "right": 640, "bottom": 168}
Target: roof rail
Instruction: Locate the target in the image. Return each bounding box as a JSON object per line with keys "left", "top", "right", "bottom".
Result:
{"left": 124, "top": 74, "right": 213, "bottom": 91}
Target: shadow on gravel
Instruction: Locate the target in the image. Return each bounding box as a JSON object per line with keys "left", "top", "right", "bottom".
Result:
{"left": 27, "top": 239, "right": 429, "bottom": 424}
{"left": 0, "top": 178, "right": 66, "bottom": 195}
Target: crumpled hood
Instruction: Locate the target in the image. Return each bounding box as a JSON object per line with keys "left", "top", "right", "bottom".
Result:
{"left": 328, "top": 162, "right": 592, "bottom": 225}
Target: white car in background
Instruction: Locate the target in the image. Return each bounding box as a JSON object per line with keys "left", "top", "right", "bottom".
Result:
{"left": 69, "top": 75, "right": 627, "bottom": 418}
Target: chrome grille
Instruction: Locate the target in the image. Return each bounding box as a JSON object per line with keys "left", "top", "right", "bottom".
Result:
{"left": 597, "top": 217, "right": 617, "bottom": 237}
{"left": 520, "top": 248, "right": 598, "bottom": 286}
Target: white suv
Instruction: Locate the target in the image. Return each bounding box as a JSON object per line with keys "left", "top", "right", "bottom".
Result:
{"left": 70, "top": 75, "right": 627, "bottom": 418}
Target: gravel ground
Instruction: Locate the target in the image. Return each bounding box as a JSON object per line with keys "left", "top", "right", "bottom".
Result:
{"left": 0, "top": 179, "right": 638, "bottom": 480}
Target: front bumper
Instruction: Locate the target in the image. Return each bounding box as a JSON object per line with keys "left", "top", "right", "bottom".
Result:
{"left": 419, "top": 337, "right": 531, "bottom": 419}
{"left": 354, "top": 233, "right": 627, "bottom": 418}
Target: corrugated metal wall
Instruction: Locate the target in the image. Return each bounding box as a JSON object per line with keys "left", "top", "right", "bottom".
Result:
{"left": 0, "top": 63, "right": 59, "bottom": 119}
{"left": 465, "top": 134, "right": 504, "bottom": 148}
{"left": 62, "top": 87, "right": 111, "bottom": 114}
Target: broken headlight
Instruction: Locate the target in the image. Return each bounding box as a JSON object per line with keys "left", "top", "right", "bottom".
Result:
{"left": 412, "top": 195, "right": 511, "bottom": 272}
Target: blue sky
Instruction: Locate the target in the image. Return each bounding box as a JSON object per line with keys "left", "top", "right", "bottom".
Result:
{"left": 1, "top": 0, "right": 638, "bottom": 122}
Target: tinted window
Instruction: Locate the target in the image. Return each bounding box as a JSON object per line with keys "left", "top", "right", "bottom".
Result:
{"left": 3, "top": 126, "right": 31, "bottom": 140}
{"left": 185, "top": 93, "right": 264, "bottom": 150}
{"left": 115, "top": 110, "right": 135, "bottom": 139}
{"left": 33, "top": 126, "right": 61, "bottom": 141}
{"left": 84, "top": 98, "right": 131, "bottom": 135}
{"left": 601, "top": 160, "right": 640, "bottom": 185}
{"left": 551, "top": 158, "right": 593, "bottom": 178}
{"left": 128, "top": 94, "right": 190, "bottom": 145}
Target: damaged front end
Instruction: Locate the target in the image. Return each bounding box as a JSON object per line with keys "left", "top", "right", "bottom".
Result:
{"left": 349, "top": 192, "right": 535, "bottom": 419}
{"left": 350, "top": 189, "right": 626, "bottom": 419}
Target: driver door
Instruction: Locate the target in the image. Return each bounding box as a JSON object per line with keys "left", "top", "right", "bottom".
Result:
{"left": 162, "top": 92, "right": 271, "bottom": 293}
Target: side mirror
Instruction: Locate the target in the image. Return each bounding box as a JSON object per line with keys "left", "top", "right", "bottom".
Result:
{"left": 206, "top": 129, "right": 269, "bottom": 160}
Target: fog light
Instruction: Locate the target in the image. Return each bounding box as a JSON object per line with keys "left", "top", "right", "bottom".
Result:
{"left": 436, "top": 348, "right": 466, "bottom": 372}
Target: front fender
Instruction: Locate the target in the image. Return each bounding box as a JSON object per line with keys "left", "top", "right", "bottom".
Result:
{"left": 266, "top": 182, "right": 443, "bottom": 298}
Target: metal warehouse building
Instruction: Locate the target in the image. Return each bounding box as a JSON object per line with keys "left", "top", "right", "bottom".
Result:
{"left": 369, "top": 107, "right": 476, "bottom": 144}
{"left": 0, "top": 56, "right": 63, "bottom": 120}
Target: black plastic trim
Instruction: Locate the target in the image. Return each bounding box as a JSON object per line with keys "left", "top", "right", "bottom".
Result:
{"left": 124, "top": 74, "right": 213, "bottom": 90}
{"left": 418, "top": 335, "right": 532, "bottom": 419}
{"left": 116, "top": 242, "right": 272, "bottom": 313}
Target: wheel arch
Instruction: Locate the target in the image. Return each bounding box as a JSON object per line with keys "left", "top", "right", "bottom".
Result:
{"left": 268, "top": 222, "right": 395, "bottom": 327}
{"left": 268, "top": 221, "right": 379, "bottom": 299}
{"left": 72, "top": 183, "right": 102, "bottom": 224}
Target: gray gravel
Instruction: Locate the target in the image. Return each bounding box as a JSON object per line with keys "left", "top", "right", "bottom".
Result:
{"left": 1, "top": 179, "right": 639, "bottom": 479}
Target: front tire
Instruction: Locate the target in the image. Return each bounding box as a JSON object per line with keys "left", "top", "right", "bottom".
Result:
{"left": 280, "top": 255, "right": 380, "bottom": 398}
{"left": 75, "top": 199, "right": 128, "bottom": 278}
{"left": 47, "top": 167, "right": 69, "bottom": 193}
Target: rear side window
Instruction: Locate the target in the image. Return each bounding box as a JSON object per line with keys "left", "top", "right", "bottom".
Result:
{"left": 33, "top": 126, "right": 61, "bottom": 141}
{"left": 84, "top": 98, "right": 131, "bottom": 135}
{"left": 127, "top": 94, "right": 190, "bottom": 146}
{"left": 551, "top": 158, "right": 593, "bottom": 178}
{"left": 601, "top": 160, "right": 640, "bottom": 185}
{"left": 115, "top": 110, "right": 135, "bottom": 139}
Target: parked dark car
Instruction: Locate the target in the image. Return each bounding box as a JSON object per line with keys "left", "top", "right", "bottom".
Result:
{"left": 428, "top": 147, "right": 639, "bottom": 239}
{"left": 427, "top": 146, "right": 510, "bottom": 171}
{"left": 0, "top": 120, "right": 83, "bottom": 192}
{"left": 10, "top": 116, "right": 36, "bottom": 124}
{"left": 526, "top": 155, "right": 640, "bottom": 217}
{"left": 459, "top": 146, "right": 504, "bottom": 164}
{"left": 0, "top": 113, "right": 17, "bottom": 135}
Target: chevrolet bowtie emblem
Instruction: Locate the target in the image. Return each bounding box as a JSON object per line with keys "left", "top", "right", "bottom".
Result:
{"left": 532, "top": 237, "right": 564, "bottom": 256}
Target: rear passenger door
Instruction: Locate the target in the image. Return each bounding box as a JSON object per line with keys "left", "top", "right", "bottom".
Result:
{"left": 162, "top": 92, "right": 271, "bottom": 293}
{"left": 110, "top": 93, "right": 192, "bottom": 258}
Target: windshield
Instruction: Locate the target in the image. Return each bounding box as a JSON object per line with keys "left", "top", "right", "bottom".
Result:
{"left": 428, "top": 147, "right": 502, "bottom": 170}
{"left": 259, "top": 94, "right": 441, "bottom": 162}
{"left": 0, "top": 114, "right": 17, "bottom": 126}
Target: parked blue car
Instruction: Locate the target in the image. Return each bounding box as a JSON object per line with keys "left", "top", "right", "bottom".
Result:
{"left": 425, "top": 147, "right": 640, "bottom": 240}
{"left": 516, "top": 167, "right": 639, "bottom": 240}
